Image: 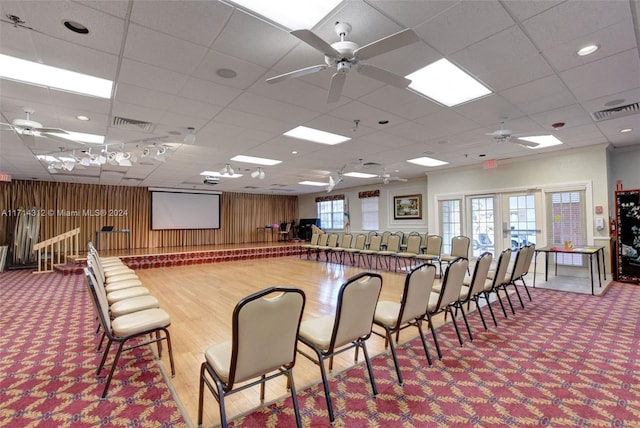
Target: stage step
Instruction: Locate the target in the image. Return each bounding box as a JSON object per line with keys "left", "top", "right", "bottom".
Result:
{"left": 54, "top": 262, "right": 85, "bottom": 275}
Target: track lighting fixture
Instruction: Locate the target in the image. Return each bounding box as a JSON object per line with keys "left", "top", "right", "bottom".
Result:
{"left": 220, "top": 163, "right": 235, "bottom": 176}
{"left": 250, "top": 167, "right": 265, "bottom": 179}
{"left": 183, "top": 127, "right": 196, "bottom": 144}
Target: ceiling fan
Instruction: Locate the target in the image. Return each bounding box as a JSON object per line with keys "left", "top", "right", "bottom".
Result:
{"left": 485, "top": 122, "right": 538, "bottom": 147}
{"left": 266, "top": 22, "right": 419, "bottom": 103}
{"left": 0, "top": 107, "right": 83, "bottom": 147}
{"left": 379, "top": 171, "right": 407, "bottom": 185}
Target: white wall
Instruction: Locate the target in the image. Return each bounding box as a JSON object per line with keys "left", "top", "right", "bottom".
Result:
{"left": 298, "top": 177, "right": 428, "bottom": 234}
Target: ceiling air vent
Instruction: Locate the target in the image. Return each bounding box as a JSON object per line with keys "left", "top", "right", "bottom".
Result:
{"left": 592, "top": 102, "right": 639, "bottom": 122}
{"left": 112, "top": 116, "right": 155, "bottom": 132}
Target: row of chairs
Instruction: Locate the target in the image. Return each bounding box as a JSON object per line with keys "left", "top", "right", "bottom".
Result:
{"left": 83, "top": 243, "right": 175, "bottom": 398}
{"left": 197, "top": 244, "right": 535, "bottom": 427}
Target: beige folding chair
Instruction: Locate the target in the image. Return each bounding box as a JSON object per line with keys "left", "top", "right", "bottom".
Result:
{"left": 358, "top": 234, "right": 382, "bottom": 268}
{"left": 343, "top": 233, "right": 366, "bottom": 265}
{"left": 331, "top": 233, "right": 352, "bottom": 264}
{"left": 396, "top": 234, "right": 422, "bottom": 271}
{"left": 459, "top": 252, "right": 493, "bottom": 335}
{"left": 318, "top": 233, "right": 339, "bottom": 262}
{"left": 300, "top": 233, "right": 320, "bottom": 259}
{"left": 279, "top": 221, "right": 292, "bottom": 241}
{"left": 198, "top": 287, "right": 306, "bottom": 428}
{"left": 309, "top": 233, "right": 329, "bottom": 260}
{"left": 482, "top": 248, "right": 512, "bottom": 323}
{"left": 427, "top": 257, "right": 469, "bottom": 359}
{"left": 416, "top": 235, "right": 443, "bottom": 264}
{"left": 84, "top": 268, "right": 174, "bottom": 398}
{"left": 439, "top": 236, "right": 471, "bottom": 275}
{"left": 297, "top": 272, "right": 382, "bottom": 423}
{"left": 373, "top": 263, "right": 437, "bottom": 384}
{"left": 376, "top": 233, "right": 401, "bottom": 271}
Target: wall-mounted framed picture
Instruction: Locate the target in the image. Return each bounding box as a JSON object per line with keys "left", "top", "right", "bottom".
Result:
{"left": 616, "top": 189, "right": 640, "bottom": 283}
{"left": 393, "top": 194, "right": 422, "bottom": 220}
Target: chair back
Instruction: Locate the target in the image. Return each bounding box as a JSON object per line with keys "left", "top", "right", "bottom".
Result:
{"left": 317, "top": 233, "right": 329, "bottom": 247}
{"left": 450, "top": 236, "right": 471, "bottom": 258}
{"left": 395, "top": 231, "right": 405, "bottom": 246}
{"left": 489, "top": 248, "right": 513, "bottom": 289}
{"left": 509, "top": 246, "right": 529, "bottom": 281}
{"left": 339, "top": 234, "right": 352, "bottom": 249}
{"left": 385, "top": 234, "right": 401, "bottom": 252}
{"left": 398, "top": 263, "right": 437, "bottom": 326}
{"left": 308, "top": 233, "right": 320, "bottom": 245}
{"left": 368, "top": 234, "right": 382, "bottom": 251}
{"left": 331, "top": 272, "right": 383, "bottom": 350}
{"left": 326, "top": 233, "right": 339, "bottom": 248}
{"left": 467, "top": 252, "right": 493, "bottom": 298}
{"left": 352, "top": 234, "right": 367, "bottom": 250}
{"left": 84, "top": 267, "right": 112, "bottom": 333}
{"left": 435, "top": 257, "right": 468, "bottom": 311}
{"left": 404, "top": 234, "right": 422, "bottom": 254}
{"left": 521, "top": 244, "right": 535, "bottom": 276}
{"left": 230, "top": 287, "right": 305, "bottom": 386}
{"left": 366, "top": 231, "right": 378, "bottom": 246}
{"left": 424, "top": 235, "right": 443, "bottom": 256}
{"left": 380, "top": 231, "right": 391, "bottom": 247}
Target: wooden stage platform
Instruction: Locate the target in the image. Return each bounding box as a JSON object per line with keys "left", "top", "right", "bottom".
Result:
{"left": 63, "top": 241, "right": 305, "bottom": 274}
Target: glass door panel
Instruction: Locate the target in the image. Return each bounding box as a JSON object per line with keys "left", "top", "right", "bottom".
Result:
{"left": 470, "top": 196, "right": 496, "bottom": 257}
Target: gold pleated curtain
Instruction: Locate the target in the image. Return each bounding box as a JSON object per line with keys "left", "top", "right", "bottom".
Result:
{"left": 0, "top": 181, "right": 298, "bottom": 249}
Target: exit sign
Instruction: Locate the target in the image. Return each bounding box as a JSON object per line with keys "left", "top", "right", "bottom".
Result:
{"left": 0, "top": 172, "right": 11, "bottom": 182}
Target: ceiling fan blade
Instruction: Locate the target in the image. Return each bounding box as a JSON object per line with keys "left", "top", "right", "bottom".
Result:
{"left": 357, "top": 63, "right": 411, "bottom": 88}
{"left": 290, "top": 29, "right": 340, "bottom": 58}
{"left": 40, "top": 132, "right": 87, "bottom": 147}
{"left": 354, "top": 28, "right": 419, "bottom": 60}
{"left": 266, "top": 64, "right": 328, "bottom": 84}
{"left": 36, "top": 127, "right": 69, "bottom": 134}
{"left": 327, "top": 72, "right": 346, "bottom": 103}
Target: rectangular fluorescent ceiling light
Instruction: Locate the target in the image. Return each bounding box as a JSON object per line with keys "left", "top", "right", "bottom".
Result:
{"left": 299, "top": 180, "right": 327, "bottom": 186}
{"left": 0, "top": 54, "right": 113, "bottom": 99}
{"left": 225, "top": 0, "right": 342, "bottom": 30}
{"left": 407, "top": 58, "right": 492, "bottom": 107}
{"left": 49, "top": 131, "right": 105, "bottom": 145}
{"left": 230, "top": 155, "right": 281, "bottom": 166}
{"left": 517, "top": 135, "right": 563, "bottom": 149}
{"left": 343, "top": 172, "right": 378, "bottom": 178}
{"left": 284, "top": 126, "right": 351, "bottom": 145}
{"left": 407, "top": 156, "right": 448, "bottom": 167}
{"left": 200, "top": 171, "right": 243, "bottom": 178}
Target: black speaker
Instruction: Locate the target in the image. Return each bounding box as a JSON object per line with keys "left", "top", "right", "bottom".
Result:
{"left": 298, "top": 218, "right": 320, "bottom": 241}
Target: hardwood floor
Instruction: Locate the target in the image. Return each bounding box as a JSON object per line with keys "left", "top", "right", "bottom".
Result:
{"left": 135, "top": 256, "right": 450, "bottom": 427}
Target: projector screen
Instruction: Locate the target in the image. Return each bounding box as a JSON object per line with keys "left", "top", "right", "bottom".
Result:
{"left": 151, "top": 191, "right": 221, "bottom": 230}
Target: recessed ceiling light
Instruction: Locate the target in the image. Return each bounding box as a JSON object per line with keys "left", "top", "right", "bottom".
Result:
{"left": 284, "top": 126, "right": 351, "bottom": 145}
{"left": 224, "top": 0, "right": 342, "bottom": 30}
{"left": 577, "top": 44, "right": 598, "bottom": 56}
{"left": 291, "top": 151, "right": 298, "bottom": 155}
{"left": 343, "top": 172, "right": 378, "bottom": 178}
{"left": 620, "top": 128, "right": 633, "bottom": 133}
{"left": 0, "top": 54, "right": 113, "bottom": 98}
{"left": 216, "top": 68, "right": 237, "bottom": 79}
{"left": 407, "top": 156, "right": 449, "bottom": 167}
{"left": 76, "top": 115, "right": 90, "bottom": 121}
{"left": 63, "top": 20, "right": 89, "bottom": 34}
{"left": 230, "top": 155, "right": 282, "bottom": 166}
{"left": 299, "top": 181, "right": 328, "bottom": 186}
{"left": 378, "top": 120, "right": 389, "bottom": 125}
{"left": 518, "top": 135, "right": 563, "bottom": 149}
{"left": 407, "top": 58, "right": 492, "bottom": 107}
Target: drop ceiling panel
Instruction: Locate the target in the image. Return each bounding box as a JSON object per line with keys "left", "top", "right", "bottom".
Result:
{"left": 561, "top": 49, "right": 640, "bottom": 102}
{"left": 414, "top": 1, "right": 514, "bottom": 55}
{"left": 529, "top": 104, "right": 595, "bottom": 132}
{"left": 359, "top": 87, "right": 442, "bottom": 120}
{"left": 123, "top": 24, "right": 207, "bottom": 74}
{"left": 129, "top": 0, "right": 232, "bottom": 47}
{"left": 365, "top": 0, "right": 457, "bottom": 29}
{"left": 453, "top": 94, "right": 524, "bottom": 127}
{"left": 114, "top": 83, "right": 176, "bottom": 112}
{"left": 499, "top": 75, "right": 577, "bottom": 115}
{"left": 178, "top": 77, "right": 243, "bottom": 107}
{"left": 413, "top": 109, "right": 483, "bottom": 140}
{"left": 118, "top": 59, "right": 189, "bottom": 95}
{"left": 451, "top": 26, "right": 554, "bottom": 92}
{"left": 111, "top": 101, "right": 166, "bottom": 125}
{"left": 192, "top": 49, "right": 267, "bottom": 90}
{"left": 247, "top": 78, "right": 340, "bottom": 114}
{"left": 501, "top": 0, "right": 564, "bottom": 21}
{"left": 522, "top": 0, "right": 631, "bottom": 51}
{"left": 228, "top": 92, "right": 319, "bottom": 125}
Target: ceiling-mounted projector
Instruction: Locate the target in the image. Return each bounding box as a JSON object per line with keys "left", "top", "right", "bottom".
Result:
{"left": 203, "top": 176, "right": 220, "bottom": 185}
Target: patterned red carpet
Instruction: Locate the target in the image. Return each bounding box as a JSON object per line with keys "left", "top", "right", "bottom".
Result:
{"left": 0, "top": 270, "right": 186, "bottom": 427}
{"left": 232, "top": 282, "right": 640, "bottom": 427}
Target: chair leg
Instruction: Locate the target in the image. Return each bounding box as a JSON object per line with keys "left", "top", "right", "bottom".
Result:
{"left": 318, "top": 354, "right": 335, "bottom": 423}
{"left": 457, "top": 303, "right": 473, "bottom": 342}
{"left": 448, "top": 307, "right": 464, "bottom": 347}
{"left": 360, "top": 341, "right": 378, "bottom": 396}
{"left": 426, "top": 313, "right": 442, "bottom": 359}
{"left": 474, "top": 297, "right": 488, "bottom": 331}
{"left": 101, "top": 341, "right": 125, "bottom": 398}
{"left": 502, "top": 286, "right": 517, "bottom": 314}
{"left": 97, "top": 339, "right": 112, "bottom": 375}
{"left": 511, "top": 282, "right": 526, "bottom": 309}
{"left": 287, "top": 369, "right": 303, "bottom": 428}
{"left": 482, "top": 291, "right": 499, "bottom": 327}
{"left": 260, "top": 374, "right": 266, "bottom": 401}
{"left": 384, "top": 327, "right": 403, "bottom": 385}
{"left": 416, "top": 321, "right": 433, "bottom": 366}
{"left": 520, "top": 278, "right": 533, "bottom": 301}
{"left": 197, "top": 363, "right": 206, "bottom": 426}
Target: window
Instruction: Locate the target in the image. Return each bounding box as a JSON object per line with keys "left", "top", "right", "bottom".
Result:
{"left": 470, "top": 196, "right": 495, "bottom": 257}
{"left": 547, "top": 190, "right": 586, "bottom": 266}
{"left": 361, "top": 197, "right": 379, "bottom": 231}
{"left": 440, "top": 199, "right": 461, "bottom": 254}
{"left": 317, "top": 199, "right": 344, "bottom": 229}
